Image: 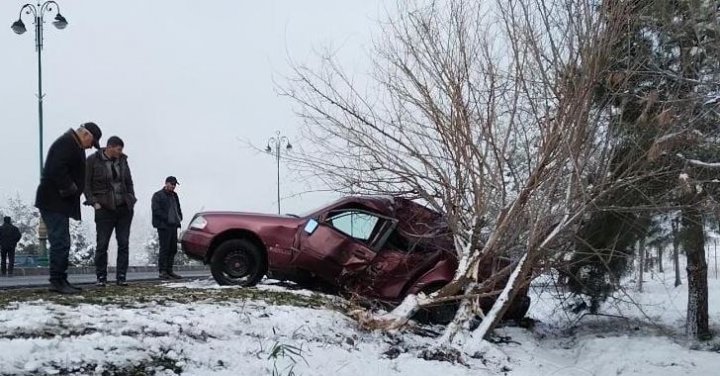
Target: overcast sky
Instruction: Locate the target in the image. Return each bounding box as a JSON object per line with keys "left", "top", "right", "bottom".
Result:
{"left": 1, "top": 1, "right": 386, "bottom": 244}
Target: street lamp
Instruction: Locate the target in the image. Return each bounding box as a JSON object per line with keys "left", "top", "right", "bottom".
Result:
{"left": 11, "top": 1, "right": 69, "bottom": 262}
{"left": 266, "top": 131, "right": 292, "bottom": 214}
{"left": 11, "top": 1, "right": 67, "bottom": 175}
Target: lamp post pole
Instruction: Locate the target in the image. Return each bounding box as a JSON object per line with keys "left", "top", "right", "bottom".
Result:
{"left": 266, "top": 131, "right": 292, "bottom": 215}
{"left": 11, "top": 1, "right": 68, "bottom": 261}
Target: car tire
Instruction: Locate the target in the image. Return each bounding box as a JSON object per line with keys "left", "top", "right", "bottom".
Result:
{"left": 210, "top": 239, "right": 267, "bottom": 286}
{"left": 503, "top": 295, "right": 531, "bottom": 321}
{"left": 413, "top": 284, "right": 459, "bottom": 325}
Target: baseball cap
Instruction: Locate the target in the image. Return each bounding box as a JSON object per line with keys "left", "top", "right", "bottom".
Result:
{"left": 165, "top": 176, "right": 180, "bottom": 185}
{"left": 82, "top": 122, "right": 102, "bottom": 149}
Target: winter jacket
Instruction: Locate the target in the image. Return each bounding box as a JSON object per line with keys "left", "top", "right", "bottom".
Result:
{"left": 84, "top": 149, "right": 137, "bottom": 211}
{"left": 35, "top": 129, "right": 87, "bottom": 220}
{"left": 0, "top": 222, "right": 22, "bottom": 249}
{"left": 151, "top": 188, "right": 183, "bottom": 229}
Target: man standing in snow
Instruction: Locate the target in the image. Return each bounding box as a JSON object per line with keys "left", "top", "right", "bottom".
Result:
{"left": 36, "top": 122, "right": 102, "bottom": 294}
{"left": 151, "top": 176, "right": 183, "bottom": 280}
{"left": 84, "top": 136, "right": 137, "bottom": 286}
{"left": 0, "top": 216, "right": 22, "bottom": 277}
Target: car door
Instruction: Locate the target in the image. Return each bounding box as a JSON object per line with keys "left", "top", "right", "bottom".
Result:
{"left": 294, "top": 210, "right": 388, "bottom": 285}
{"left": 296, "top": 208, "right": 394, "bottom": 285}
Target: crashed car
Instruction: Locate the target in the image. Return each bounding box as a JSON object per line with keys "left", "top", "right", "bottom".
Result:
{"left": 181, "top": 196, "right": 530, "bottom": 323}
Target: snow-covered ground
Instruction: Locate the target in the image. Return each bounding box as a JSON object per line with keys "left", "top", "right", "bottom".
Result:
{"left": 0, "top": 273, "right": 719, "bottom": 375}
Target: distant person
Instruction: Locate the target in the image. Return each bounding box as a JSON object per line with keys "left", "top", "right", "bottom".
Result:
{"left": 0, "top": 216, "right": 22, "bottom": 277}
{"left": 151, "top": 176, "right": 183, "bottom": 280}
{"left": 36, "top": 122, "right": 102, "bottom": 294}
{"left": 84, "top": 136, "right": 137, "bottom": 287}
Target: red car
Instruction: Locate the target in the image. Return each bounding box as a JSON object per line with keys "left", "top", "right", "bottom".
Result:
{"left": 181, "top": 196, "right": 529, "bottom": 322}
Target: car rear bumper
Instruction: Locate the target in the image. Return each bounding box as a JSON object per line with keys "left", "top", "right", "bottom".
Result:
{"left": 180, "top": 229, "right": 214, "bottom": 262}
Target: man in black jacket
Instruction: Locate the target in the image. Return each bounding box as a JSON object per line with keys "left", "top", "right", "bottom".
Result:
{"left": 36, "top": 122, "right": 102, "bottom": 294}
{"left": 0, "top": 216, "right": 22, "bottom": 277}
{"left": 151, "top": 176, "right": 183, "bottom": 279}
{"left": 84, "top": 136, "right": 137, "bottom": 286}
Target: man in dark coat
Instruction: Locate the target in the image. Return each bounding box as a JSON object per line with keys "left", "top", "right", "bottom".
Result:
{"left": 84, "top": 136, "right": 137, "bottom": 286}
{"left": 36, "top": 122, "right": 102, "bottom": 294}
{"left": 151, "top": 176, "right": 183, "bottom": 279}
{"left": 0, "top": 216, "right": 22, "bottom": 277}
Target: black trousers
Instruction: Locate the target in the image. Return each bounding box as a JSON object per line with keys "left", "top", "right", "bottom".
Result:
{"left": 95, "top": 206, "right": 133, "bottom": 280}
{"left": 0, "top": 247, "right": 15, "bottom": 275}
{"left": 157, "top": 227, "right": 178, "bottom": 273}
{"left": 41, "top": 209, "right": 71, "bottom": 282}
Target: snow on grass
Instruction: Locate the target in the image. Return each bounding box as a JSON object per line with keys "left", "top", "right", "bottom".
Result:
{"left": 0, "top": 296, "right": 483, "bottom": 375}
{"left": 0, "top": 274, "right": 718, "bottom": 375}
{"left": 162, "top": 277, "right": 323, "bottom": 298}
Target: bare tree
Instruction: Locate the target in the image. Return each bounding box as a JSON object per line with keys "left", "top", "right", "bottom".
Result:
{"left": 281, "top": 0, "right": 650, "bottom": 345}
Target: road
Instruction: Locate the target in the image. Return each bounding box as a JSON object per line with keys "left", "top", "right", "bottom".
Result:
{"left": 0, "top": 270, "right": 212, "bottom": 290}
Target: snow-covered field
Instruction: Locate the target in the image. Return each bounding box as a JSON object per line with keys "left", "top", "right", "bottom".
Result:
{"left": 0, "top": 274, "right": 719, "bottom": 375}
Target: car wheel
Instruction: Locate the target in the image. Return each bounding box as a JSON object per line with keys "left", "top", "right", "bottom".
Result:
{"left": 210, "top": 239, "right": 267, "bottom": 286}
{"left": 413, "top": 284, "right": 459, "bottom": 325}
{"left": 503, "top": 295, "right": 531, "bottom": 321}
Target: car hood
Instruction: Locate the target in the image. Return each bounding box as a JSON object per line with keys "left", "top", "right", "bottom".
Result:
{"left": 196, "top": 211, "right": 305, "bottom": 224}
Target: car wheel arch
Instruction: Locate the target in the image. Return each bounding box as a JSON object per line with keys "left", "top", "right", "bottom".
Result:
{"left": 207, "top": 229, "right": 268, "bottom": 264}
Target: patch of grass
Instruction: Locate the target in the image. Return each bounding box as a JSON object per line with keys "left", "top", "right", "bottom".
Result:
{"left": 0, "top": 282, "right": 344, "bottom": 313}
{"left": 267, "top": 340, "right": 308, "bottom": 376}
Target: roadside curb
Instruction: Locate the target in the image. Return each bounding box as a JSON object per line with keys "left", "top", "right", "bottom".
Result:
{"left": 8, "top": 265, "right": 209, "bottom": 276}
{"left": 0, "top": 274, "right": 212, "bottom": 291}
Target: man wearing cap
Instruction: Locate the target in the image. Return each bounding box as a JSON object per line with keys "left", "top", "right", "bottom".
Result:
{"left": 36, "top": 122, "right": 102, "bottom": 294}
{"left": 151, "top": 176, "right": 183, "bottom": 279}
{"left": 85, "top": 136, "right": 137, "bottom": 286}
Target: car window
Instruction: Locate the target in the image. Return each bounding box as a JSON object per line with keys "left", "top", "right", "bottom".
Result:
{"left": 328, "top": 211, "right": 380, "bottom": 242}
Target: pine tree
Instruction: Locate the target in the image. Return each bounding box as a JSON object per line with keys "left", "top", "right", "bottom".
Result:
{"left": 588, "top": 0, "right": 720, "bottom": 339}
{"left": 143, "top": 232, "right": 160, "bottom": 267}
{"left": 69, "top": 220, "right": 95, "bottom": 266}
{"left": 143, "top": 232, "right": 196, "bottom": 267}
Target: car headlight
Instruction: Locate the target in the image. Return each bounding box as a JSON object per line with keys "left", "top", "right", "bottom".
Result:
{"left": 189, "top": 215, "right": 208, "bottom": 230}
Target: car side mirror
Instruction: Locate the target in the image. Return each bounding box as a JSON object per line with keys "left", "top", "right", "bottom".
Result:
{"left": 304, "top": 219, "right": 319, "bottom": 235}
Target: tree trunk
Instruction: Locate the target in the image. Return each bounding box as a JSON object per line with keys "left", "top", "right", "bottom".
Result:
{"left": 637, "top": 239, "right": 645, "bottom": 292}
{"left": 657, "top": 246, "right": 664, "bottom": 273}
{"left": 472, "top": 252, "right": 531, "bottom": 341}
{"left": 714, "top": 239, "right": 717, "bottom": 280}
{"left": 682, "top": 207, "right": 710, "bottom": 339}
{"left": 672, "top": 217, "right": 682, "bottom": 287}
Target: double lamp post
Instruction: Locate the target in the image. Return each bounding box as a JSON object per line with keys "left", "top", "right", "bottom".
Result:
{"left": 266, "top": 131, "right": 292, "bottom": 215}
{"left": 11, "top": 1, "right": 69, "bottom": 261}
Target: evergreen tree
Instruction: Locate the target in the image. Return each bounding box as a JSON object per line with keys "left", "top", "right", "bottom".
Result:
{"left": 69, "top": 220, "right": 95, "bottom": 266}
{"left": 577, "top": 0, "right": 720, "bottom": 339}
{"left": 143, "top": 232, "right": 196, "bottom": 267}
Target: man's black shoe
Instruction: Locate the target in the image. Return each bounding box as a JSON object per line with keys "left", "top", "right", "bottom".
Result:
{"left": 116, "top": 280, "right": 129, "bottom": 286}
{"left": 96, "top": 278, "right": 107, "bottom": 287}
{"left": 159, "top": 272, "right": 171, "bottom": 280}
{"left": 64, "top": 280, "right": 83, "bottom": 292}
{"left": 167, "top": 271, "right": 183, "bottom": 280}
{"left": 49, "top": 280, "right": 80, "bottom": 295}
